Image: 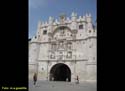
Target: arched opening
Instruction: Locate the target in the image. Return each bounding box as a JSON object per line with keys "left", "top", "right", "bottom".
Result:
{"left": 49, "top": 63, "right": 71, "bottom": 82}
{"left": 52, "top": 26, "right": 72, "bottom": 37}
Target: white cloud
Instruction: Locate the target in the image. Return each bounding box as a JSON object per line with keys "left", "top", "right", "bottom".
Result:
{"left": 29, "top": 0, "right": 47, "bottom": 9}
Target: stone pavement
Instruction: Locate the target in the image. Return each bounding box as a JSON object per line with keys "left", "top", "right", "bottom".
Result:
{"left": 29, "top": 80, "right": 96, "bottom": 91}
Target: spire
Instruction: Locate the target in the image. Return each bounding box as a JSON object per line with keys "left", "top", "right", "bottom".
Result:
{"left": 49, "top": 16, "right": 54, "bottom": 24}
{"left": 38, "top": 20, "right": 42, "bottom": 28}
{"left": 49, "top": 16, "right": 53, "bottom": 21}
{"left": 38, "top": 20, "right": 41, "bottom": 24}
{"left": 88, "top": 13, "right": 91, "bottom": 17}
{"left": 71, "top": 12, "right": 75, "bottom": 16}
{"left": 45, "top": 21, "right": 48, "bottom": 25}
{"left": 71, "top": 12, "right": 77, "bottom": 17}
{"left": 71, "top": 12, "right": 77, "bottom": 21}
{"left": 79, "top": 16, "right": 82, "bottom": 19}
{"left": 85, "top": 13, "right": 89, "bottom": 17}
{"left": 55, "top": 19, "right": 58, "bottom": 23}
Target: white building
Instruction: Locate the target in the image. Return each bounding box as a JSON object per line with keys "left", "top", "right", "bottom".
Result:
{"left": 29, "top": 12, "right": 97, "bottom": 82}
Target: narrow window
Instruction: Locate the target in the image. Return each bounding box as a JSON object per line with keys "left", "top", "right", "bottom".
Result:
{"left": 50, "top": 52, "right": 55, "bottom": 59}
{"left": 67, "top": 42, "right": 72, "bottom": 50}
{"left": 66, "top": 52, "right": 72, "bottom": 58}
{"left": 43, "top": 30, "right": 47, "bottom": 35}
{"left": 79, "top": 25, "right": 83, "bottom": 29}
{"left": 89, "top": 30, "right": 91, "bottom": 33}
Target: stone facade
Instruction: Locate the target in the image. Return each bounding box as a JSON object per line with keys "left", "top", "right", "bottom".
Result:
{"left": 29, "top": 12, "right": 97, "bottom": 82}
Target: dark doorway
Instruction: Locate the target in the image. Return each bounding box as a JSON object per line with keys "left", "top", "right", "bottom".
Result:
{"left": 49, "top": 63, "right": 71, "bottom": 82}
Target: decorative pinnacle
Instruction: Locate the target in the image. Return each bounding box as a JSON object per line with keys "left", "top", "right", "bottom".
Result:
{"left": 71, "top": 12, "right": 77, "bottom": 17}
{"left": 49, "top": 16, "right": 54, "bottom": 21}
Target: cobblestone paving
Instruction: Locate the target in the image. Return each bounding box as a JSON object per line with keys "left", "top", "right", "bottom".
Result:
{"left": 29, "top": 80, "right": 96, "bottom": 91}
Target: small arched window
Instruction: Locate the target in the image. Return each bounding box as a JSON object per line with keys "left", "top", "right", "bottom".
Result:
{"left": 67, "top": 42, "right": 72, "bottom": 50}
{"left": 89, "top": 30, "right": 91, "bottom": 33}
{"left": 79, "top": 25, "right": 83, "bottom": 29}
{"left": 66, "top": 52, "right": 72, "bottom": 58}
{"left": 43, "top": 30, "right": 47, "bottom": 35}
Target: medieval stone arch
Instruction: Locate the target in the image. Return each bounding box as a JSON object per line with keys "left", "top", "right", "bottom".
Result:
{"left": 49, "top": 63, "right": 71, "bottom": 82}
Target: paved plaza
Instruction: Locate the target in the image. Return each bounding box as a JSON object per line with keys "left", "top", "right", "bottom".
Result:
{"left": 29, "top": 80, "right": 96, "bottom": 91}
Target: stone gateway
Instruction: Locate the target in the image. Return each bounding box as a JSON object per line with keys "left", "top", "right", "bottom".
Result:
{"left": 29, "top": 12, "right": 97, "bottom": 82}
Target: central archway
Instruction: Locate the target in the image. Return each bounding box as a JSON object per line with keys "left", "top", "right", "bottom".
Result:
{"left": 49, "top": 63, "right": 71, "bottom": 82}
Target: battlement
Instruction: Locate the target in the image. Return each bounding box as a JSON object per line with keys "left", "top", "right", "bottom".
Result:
{"left": 40, "top": 12, "right": 92, "bottom": 27}
{"left": 30, "top": 12, "right": 96, "bottom": 42}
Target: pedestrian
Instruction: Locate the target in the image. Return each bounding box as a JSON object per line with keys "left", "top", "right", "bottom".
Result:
{"left": 33, "top": 73, "right": 37, "bottom": 85}
{"left": 52, "top": 77, "right": 54, "bottom": 81}
{"left": 66, "top": 78, "right": 69, "bottom": 82}
{"left": 50, "top": 73, "right": 54, "bottom": 81}
{"left": 75, "top": 75, "right": 79, "bottom": 84}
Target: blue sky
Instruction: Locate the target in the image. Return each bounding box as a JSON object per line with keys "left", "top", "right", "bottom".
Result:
{"left": 29, "top": 0, "right": 96, "bottom": 38}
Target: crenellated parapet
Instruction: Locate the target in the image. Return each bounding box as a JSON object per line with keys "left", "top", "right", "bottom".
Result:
{"left": 30, "top": 12, "right": 96, "bottom": 42}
